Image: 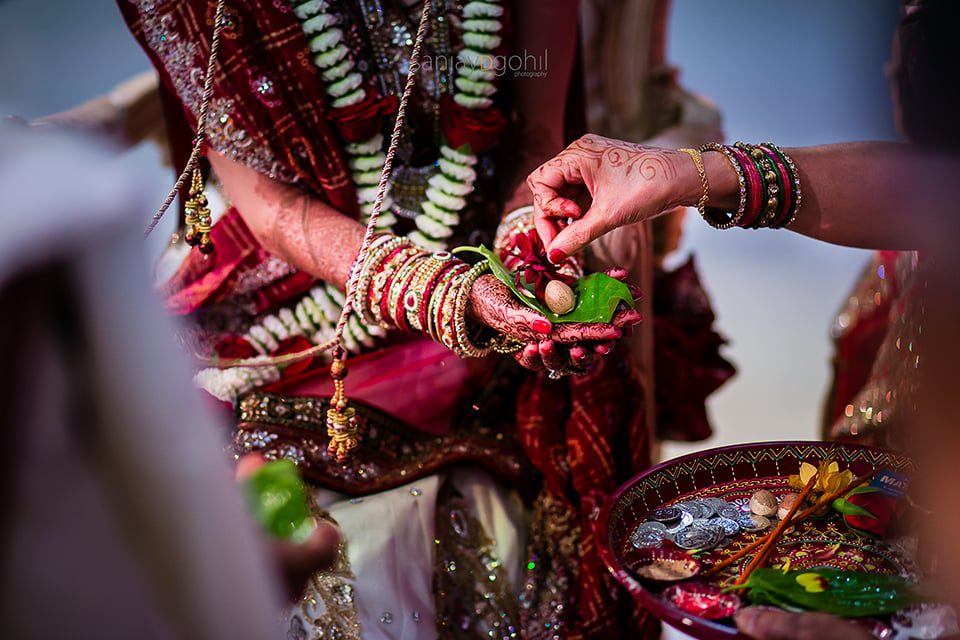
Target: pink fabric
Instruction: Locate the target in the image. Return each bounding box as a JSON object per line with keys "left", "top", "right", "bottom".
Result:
{"left": 282, "top": 337, "right": 475, "bottom": 436}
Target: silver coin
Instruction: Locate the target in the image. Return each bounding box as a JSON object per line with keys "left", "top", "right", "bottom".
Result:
{"left": 711, "top": 516, "right": 741, "bottom": 537}
{"left": 649, "top": 506, "right": 682, "bottom": 523}
{"left": 631, "top": 527, "right": 666, "bottom": 549}
{"left": 736, "top": 513, "right": 771, "bottom": 532}
{"left": 664, "top": 510, "right": 694, "bottom": 534}
{"left": 677, "top": 501, "right": 707, "bottom": 520}
{"left": 694, "top": 499, "right": 718, "bottom": 518}
{"left": 702, "top": 497, "right": 729, "bottom": 513}
{"left": 635, "top": 521, "right": 667, "bottom": 534}
{"left": 717, "top": 503, "right": 742, "bottom": 520}
{"left": 691, "top": 520, "right": 727, "bottom": 546}
{"left": 672, "top": 526, "right": 719, "bottom": 551}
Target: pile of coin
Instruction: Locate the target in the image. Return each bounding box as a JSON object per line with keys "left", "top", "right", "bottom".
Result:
{"left": 630, "top": 496, "right": 776, "bottom": 552}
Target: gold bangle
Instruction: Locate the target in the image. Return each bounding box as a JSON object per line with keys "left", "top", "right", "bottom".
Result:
{"left": 679, "top": 148, "right": 709, "bottom": 216}
{"left": 448, "top": 262, "right": 492, "bottom": 358}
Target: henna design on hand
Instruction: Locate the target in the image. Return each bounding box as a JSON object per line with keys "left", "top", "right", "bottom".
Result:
{"left": 468, "top": 274, "right": 553, "bottom": 342}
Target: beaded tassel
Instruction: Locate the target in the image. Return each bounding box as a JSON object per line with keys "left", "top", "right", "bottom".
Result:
{"left": 326, "top": 357, "right": 359, "bottom": 462}
{"left": 183, "top": 168, "right": 214, "bottom": 255}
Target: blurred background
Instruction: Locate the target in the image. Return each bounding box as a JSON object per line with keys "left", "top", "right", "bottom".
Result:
{"left": 0, "top": 0, "right": 900, "bottom": 453}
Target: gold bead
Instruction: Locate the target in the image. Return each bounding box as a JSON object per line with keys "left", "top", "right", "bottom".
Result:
{"left": 765, "top": 171, "right": 777, "bottom": 182}
{"left": 751, "top": 148, "right": 765, "bottom": 159}
{"left": 767, "top": 197, "right": 778, "bottom": 210}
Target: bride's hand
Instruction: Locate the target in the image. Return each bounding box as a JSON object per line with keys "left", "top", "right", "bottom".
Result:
{"left": 467, "top": 270, "right": 643, "bottom": 373}
{"left": 527, "top": 134, "right": 728, "bottom": 263}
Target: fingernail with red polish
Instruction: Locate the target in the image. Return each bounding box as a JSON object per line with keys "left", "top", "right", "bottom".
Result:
{"left": 540, "top": 340, "right": 554, "bottom": 354}
{"left": 595, "top": 344, "right": 611, "bottom": 355}
{"left": 548, "top": 248, "right": 566, "bottom": 265}
{"left": 532, "top": 319, "right": 552, "bottom": 334}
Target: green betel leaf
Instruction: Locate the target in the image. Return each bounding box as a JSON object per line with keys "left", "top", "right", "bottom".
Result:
{"left": 452, "top": 244, "right": 634, "bottom": 323}
{"left": 243, "top": 460, "right": 316, "bottom": 542}
{"left": 741, "top": 569, "right": 919, "bottom": 617}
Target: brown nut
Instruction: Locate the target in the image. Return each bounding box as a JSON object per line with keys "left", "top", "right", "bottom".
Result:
{"left": 545, "top": 280, "right": 576, "bottom": 315}
{"left": 749, "top": 490, "right": 779, "bottom": 517}
{"left": 777, "top": 493, "right": 800, "bottom": 521}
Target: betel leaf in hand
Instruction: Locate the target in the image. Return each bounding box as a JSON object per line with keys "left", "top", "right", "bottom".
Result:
{"left": 729, "top": 568, "right": 918, "bottom": 617}
{"left": 453, "top": 245, "right": 634, "bottom": 324}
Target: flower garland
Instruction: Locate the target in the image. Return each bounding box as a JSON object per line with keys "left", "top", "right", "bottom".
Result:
{"left": 292, "top": 0, "right": 505, "bottom": 250}
{"left": 194, "top": 283, "right": 385, "bottom": 403}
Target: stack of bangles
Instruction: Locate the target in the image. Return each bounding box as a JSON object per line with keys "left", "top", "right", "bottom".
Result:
{"left": 683, "top": 141, "right": 802, "bottom": 230}
{"left": 350, "top": 235, "right": 522, "bottom": 357}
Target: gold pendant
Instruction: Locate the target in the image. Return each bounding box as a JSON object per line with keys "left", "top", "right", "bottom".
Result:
{"left": 184, "top": 168, "right": 214, "bottom": 255}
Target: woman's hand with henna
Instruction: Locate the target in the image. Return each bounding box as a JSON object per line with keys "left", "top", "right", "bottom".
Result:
{"left": 467, "top": 268, "right": 642, "bottom": 374}
{"left": 526, "top": 134, "right": 731, "bottom": 263}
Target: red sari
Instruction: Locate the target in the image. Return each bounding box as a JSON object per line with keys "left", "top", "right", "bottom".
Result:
{"left": 116, "top": 1, "right": 708, "bottom": 636}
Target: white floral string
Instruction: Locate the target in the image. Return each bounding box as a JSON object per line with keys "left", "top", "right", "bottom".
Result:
{"left": 292, "top": 0, "right": 504, "bottom": 250}
{"left": 193, "top": 283, "right": 385, "bottom": 402}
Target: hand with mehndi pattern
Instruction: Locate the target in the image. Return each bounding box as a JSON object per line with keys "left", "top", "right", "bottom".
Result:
{"left": 527, "top": 133, "right": 712, "bottom": 263}
{"left": 468, "top": 267, "right": 642, "bottom": 374}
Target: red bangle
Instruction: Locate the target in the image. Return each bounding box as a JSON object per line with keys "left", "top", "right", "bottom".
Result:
{"left": 419, "top": 259, "right": 458, "bottom": 330}
{"left": 380, "top": 251, "right": 420, "bottom": 327}
{"left": 730, "top": 146, "right": 764, "bottom": 228}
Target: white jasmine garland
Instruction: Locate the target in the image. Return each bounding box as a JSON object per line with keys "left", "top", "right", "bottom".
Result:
{"left": 463, "top": 1, "right": 504, "bottom": 18}
{"left": 462, "top": 19, "right": 501, "bottom": 33}
{"left": 294, "top": 0, "right": 327, "bottom": 20}
{"left": 428, "top": 173, "right": 473, "bottom": 197}
{"left": 422, "top": 201, "right": 461, "bottom": 226}
{"left": 332, "top": 89, "right": 365, "bottom": 109}
{"left": 313, "top": 45, "right": 348, "bottom": 69}
{"left": 424, "top": 187, "right": 466, "bottom": 212}
{"left": 309, "top": 28, "right": 343, "bottom": 53}
{"left": 195, "top": 361, "right": 281, "bottom": 405}
{"left": 302, "top": 12, "right": 337, "bottom": 35}
{"left": 462, "top": 33, "right": 501, "bottom": 50}
{"left": 198, "top": 280, "right": 387, "bottom": 405}
{"left": 290, "top": 0, "right": 504, "bottom": 248}
{"left": 453, "top": 94, "right": 493, "bottom": 109}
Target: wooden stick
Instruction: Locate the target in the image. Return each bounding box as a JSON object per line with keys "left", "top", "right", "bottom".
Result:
{"left": 733, "top": 474, "right": 819, "bottom": 585}
{"left": 704, "top": 469, "right": 877, "bottom": 577}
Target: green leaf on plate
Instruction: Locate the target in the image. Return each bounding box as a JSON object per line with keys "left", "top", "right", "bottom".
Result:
{"left": 453, "top": 244, "right": 634, "bottom": 324}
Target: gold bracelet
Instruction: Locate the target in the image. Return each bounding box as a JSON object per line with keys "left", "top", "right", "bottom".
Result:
{"left": 679, "top": 148, "right": 709, "bottom": 217}
{"left": 428, "top": 263, "right": 467, "bottom": 344}
{"left": 697, "top": 143, "right": 747, "bottom": 228}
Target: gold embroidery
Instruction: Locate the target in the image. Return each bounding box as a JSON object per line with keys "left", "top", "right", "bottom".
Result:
{"left": 518, "top": 490, "right": 579, "bottom": 639}
{"left": 287, "top": 509, "right": 362, "bottom": 640}
{"left": 434, "top": 483, "right": 520, "bottom": 639}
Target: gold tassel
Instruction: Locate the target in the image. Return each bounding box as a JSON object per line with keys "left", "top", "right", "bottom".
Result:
{"left": 183, "top": 168, "right": 214, "bottom": 255}
{"left": 326, "top": 357, "right": 359, "bottom": 462}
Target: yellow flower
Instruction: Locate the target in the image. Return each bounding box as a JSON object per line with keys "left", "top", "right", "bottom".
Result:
{"left": 789, "top": 461, "right": 853, "bottom": 494}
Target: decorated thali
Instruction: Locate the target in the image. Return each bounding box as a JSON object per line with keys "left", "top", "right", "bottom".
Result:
{"left": 595, "top": 441, "right": 932, "bottom": 639}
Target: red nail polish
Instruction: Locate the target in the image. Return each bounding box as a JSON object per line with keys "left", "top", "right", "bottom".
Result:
{"left": 548, "top": 248, "right": 566, "bottom": 265}
{"left": 532, "top": 319, "right": 551, "bottom": 334}
{"left": 596, "top": 344, "right": 611, "bottom": 355}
